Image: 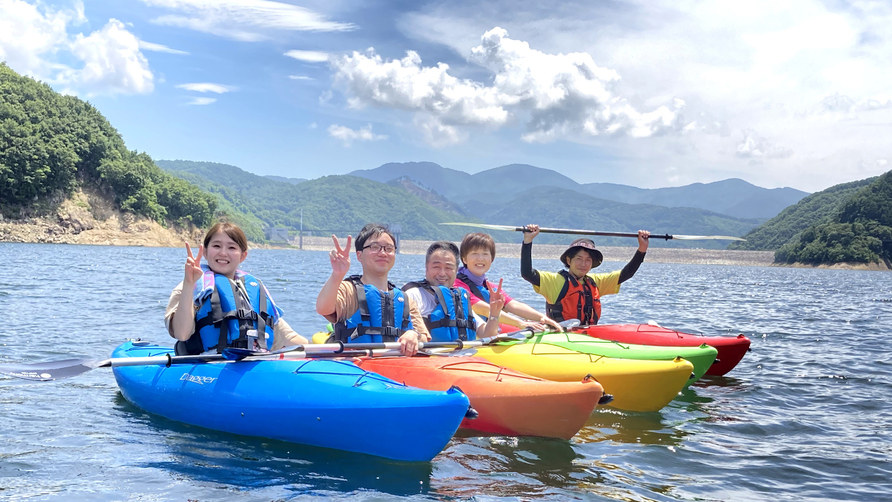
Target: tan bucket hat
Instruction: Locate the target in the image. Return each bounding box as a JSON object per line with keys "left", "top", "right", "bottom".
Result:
{"left": 559, "top": 238, "right": 603, "bottom": 268}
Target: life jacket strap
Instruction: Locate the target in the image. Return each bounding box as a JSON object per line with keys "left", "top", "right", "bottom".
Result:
{"left": 456, "top": 272, "right": 488, "bottom": 303}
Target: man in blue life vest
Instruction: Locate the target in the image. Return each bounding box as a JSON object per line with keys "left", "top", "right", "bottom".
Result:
{"left": 316, "top": 223, "right": 428, "bottom": 356}
{"left": 402, "top": 241, "right": 505, "bottom": 342}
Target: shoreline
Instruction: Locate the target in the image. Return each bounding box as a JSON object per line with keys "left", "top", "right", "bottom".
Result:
{"left": 290, "top": 236, "right": 778, "bottom": 267}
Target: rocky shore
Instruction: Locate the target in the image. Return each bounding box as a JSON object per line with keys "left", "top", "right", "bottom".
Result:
{"left": 0, "top": 188, "right": 201, "bottom": 247}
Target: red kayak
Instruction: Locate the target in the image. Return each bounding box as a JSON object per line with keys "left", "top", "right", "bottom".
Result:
{"left": 354, "top": 355, "right": 605, "bottom": 439}
{"left": 572, "top": 324, "right": 751, "bottom": 376}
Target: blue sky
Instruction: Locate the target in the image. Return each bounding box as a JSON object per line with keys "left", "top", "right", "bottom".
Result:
{"left": 2, "top": 0, "right": 891, "bottom": 192}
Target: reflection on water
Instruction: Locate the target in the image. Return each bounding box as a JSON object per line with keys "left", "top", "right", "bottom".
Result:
{"left": 113, "top": 395, "right": 434, "bottom": 497}
{"left": 578, "top": 409, "right": 689, "bottom": 447}
{"left": 433, "top": 436, "right": 582, "bottom": 498}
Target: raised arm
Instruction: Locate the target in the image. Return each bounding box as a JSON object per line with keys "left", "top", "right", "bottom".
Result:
{"left": 170, "top": 241, "right": 204, "bottom": 341}
{"left": 316, "top": 235, "right": 352, "bottom": 317}
{"left": 520, "top": 224, "right": 541, "bottom": 286}
{"left": 619, "top": 230, "right": 649, "bottom": 284}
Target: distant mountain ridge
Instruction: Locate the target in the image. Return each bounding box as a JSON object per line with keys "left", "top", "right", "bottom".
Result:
{"left": 484, "top": 186, "right": 762, "bottom": 249}
{"left": 156, "top": 160, "right": 477, "bottom": 242}
{"left": 348, "top": 162, "right": 809, "bottom": 220}
{"left": 264, "top": 175, "right": 306, "bottom": 185}
{"left": 159, "top": 159, "right": 762, "bottom": 248}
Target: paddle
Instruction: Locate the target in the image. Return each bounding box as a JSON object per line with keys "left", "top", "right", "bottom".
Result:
{"left": 441, "top": 222, "right": 745, "bottom": 241}
{"left": 0, "top": 347, "right": 406, "bottom": 382}
{"left": 0, "top": 329, "right": 536, "bottom": 382}
{"left": 297, "top": 327, "right": 536, "bottom": 353}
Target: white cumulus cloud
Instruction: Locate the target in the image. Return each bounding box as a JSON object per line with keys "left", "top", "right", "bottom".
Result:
{"left": 138, "top": 40, "right": 189, "bottom": 55}
{"left": 284, "top": 50, "right": 329, "bottom": 62}
{"left": 176, "top": 82, "right": 234, "bottom": 93}
{"left": 393, "top": 1, "right": 892, "bottom": 190}
{"left": 0, "top": 1, "right": 152, "bottom": 95}
{"left": 330, "top": 27, "right": 684, "bottom": 147}
{"left": 67, "top": 19, "right": 153, "bottom": 95}
{"left": 819, "top": 92, "right": 892, "bottom": 114}
{"left": 327, "top": 124, "right": 387, "bottom": 146}
{"left": 735, "top": 129, "right": 793, "bottom": 159}
{"left": 141, "top": 0, "right": 354, "bottom": 42}
{"left": 187, "top": 96, "right": 216, "bottom": 105}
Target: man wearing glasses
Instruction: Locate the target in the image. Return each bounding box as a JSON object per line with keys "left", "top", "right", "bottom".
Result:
{"left": 316, "top": 223, "right": 429, "bottom": 356}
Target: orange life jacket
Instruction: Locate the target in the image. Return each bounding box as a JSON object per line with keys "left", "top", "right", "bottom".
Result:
{"left": 545, "top": 270, "right": 601, "bottom": 325}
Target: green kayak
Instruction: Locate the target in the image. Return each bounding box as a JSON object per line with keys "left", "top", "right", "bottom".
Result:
{"left": 499, "top": 332, "right": 718, "bottom": 387}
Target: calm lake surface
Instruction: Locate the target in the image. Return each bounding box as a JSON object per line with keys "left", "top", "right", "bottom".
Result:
{"left": 1, "top": 243, "right": 890, "bottom": 501}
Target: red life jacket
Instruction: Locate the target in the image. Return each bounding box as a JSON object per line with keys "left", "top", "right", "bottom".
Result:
{"left": 545, "top": 270, "right": 601, "bottom": 325}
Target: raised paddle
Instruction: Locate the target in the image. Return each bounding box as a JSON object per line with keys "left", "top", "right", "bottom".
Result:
{"left": 440, "top": 222, "right": 746, "bottom": 241}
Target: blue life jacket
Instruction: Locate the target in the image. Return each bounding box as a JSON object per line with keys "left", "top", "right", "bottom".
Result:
{"left": 183, "top": 267, "right": 281, "bottom": 354}
{"left": 332, "top": 275, "right": 411, "bottom": 343}
{"left": 403, "top": 280, "right": 477, "bottom": 342}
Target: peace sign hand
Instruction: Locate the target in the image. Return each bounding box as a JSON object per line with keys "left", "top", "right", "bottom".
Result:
{"left": 487, "top": 278, "right": 505, "bottom": 319}
{"left": 184, "top": 241, "right": 204, "bottom": 286}
{"left": 329, "top": 235, "right": 352, "bottom": 278}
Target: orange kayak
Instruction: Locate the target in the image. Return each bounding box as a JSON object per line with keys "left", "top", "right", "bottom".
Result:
{"left": 354, "top": 355, "right": 605, "bottom": 440}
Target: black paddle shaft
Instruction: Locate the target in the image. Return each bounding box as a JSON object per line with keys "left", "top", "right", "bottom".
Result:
{"left": 516, "top": 226, "right": 672, "bottom": 240}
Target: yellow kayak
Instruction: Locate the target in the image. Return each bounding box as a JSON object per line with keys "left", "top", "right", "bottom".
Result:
{"left": 470, "top": 343, "right": 694, "bottom": 412}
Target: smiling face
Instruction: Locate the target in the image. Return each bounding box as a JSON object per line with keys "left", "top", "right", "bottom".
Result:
{"left": 426, "top": 249, "right": 458, "bottom": 287}
{"left": 567, "top": 249, "right": 594, "bottom": 278}
{"left": 356, "top": 233, "right": 396, "bottom": 277}
{"left": 205, "top": 231, "right": 248, "bottom": 279}
{"left": 462, "top": 247, "right": 493, "bottom": 276}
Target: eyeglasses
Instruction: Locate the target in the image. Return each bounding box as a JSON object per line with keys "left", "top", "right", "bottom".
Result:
{"left": 362, "top": 243, "right": 396, "bottom": 255}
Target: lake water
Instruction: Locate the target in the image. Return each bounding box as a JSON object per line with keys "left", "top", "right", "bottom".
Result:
{"left": 1, "top": 243, "right": 890, "bottom": 501}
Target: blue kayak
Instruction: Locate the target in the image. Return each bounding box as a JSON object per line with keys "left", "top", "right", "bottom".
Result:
{"left": 112, "top": 341, "right": 470, "bottom": 462}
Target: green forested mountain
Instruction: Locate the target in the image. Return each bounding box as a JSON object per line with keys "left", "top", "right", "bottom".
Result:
{"left": 477, "top": 187, "right": 761, "bottom": 249}
{"left": 0, "top": 64, "right": 215, "bottom": 226}
{"left": 775, "top": 171, "right": 892, "bottom": 266}
{"left": 349, "top": 162, "right": 808, "bottom": 220}
{"left": 729, "top": 176, "right": 878, "bottom": 251}
{"left": 156, "top": 160, "right": 479, "bottom": 241}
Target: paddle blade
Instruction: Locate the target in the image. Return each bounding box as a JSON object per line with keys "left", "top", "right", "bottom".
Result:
{"left": 440, "top": 222, "right": 518, "bottom": 232}
{"left": 672, "top": 234, "right": 746, "bottom": 241}
{"left": 0, "top": 358, "right": 107, "bottom": 381}
{"left": 559, "top": 319, "right": 581, "bottom": 330}
{"left": 220, "top": 348, "right": 257, "bottom": 360}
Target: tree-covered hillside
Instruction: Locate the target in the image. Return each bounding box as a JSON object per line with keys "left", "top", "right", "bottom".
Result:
{"left": 0, "top": 64, "right": 215, "bottom": 227}
{"left": 157, "top": 160, "right": 479, "bottom": 241}
{"left": 775, "top": 171, "right": 892, "bottom": 266}
{"left": 729, "top": 177, "right": 877, "bottom": 251}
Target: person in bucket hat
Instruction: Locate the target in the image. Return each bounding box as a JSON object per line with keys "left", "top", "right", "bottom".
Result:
{"left": 520, "top": 224, "right": 650, "bottom": 326}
